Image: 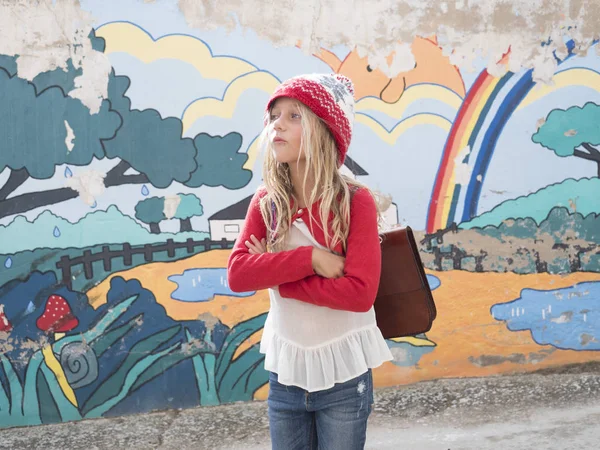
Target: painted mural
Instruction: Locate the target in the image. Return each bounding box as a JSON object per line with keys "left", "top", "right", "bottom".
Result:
{"left": 1, "top": 0, "right": 600, "bottom": 428}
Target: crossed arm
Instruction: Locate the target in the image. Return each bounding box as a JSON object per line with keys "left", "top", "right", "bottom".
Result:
{"left": 227, "top": 188, "right": 381, "bottom": 313}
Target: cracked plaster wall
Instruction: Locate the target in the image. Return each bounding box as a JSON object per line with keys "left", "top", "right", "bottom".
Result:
{"left": 1, "top": 0, "right": 599, "bottom": 115}
{"left": 0, "top": 0, "right": 111, "bottom": 114}
{"left": 178, "top": 0, "right": 600, "bottom": 81}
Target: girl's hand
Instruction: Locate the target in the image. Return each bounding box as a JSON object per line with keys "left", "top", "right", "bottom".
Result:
{"left": 311, "top": 248, "right": 346, "bottom": 279}
{"left": 245, "top": 235, "right": 267, "bottom": 254}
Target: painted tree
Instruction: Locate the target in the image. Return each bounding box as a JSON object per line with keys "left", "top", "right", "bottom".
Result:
{"left": 190, "top": 133, "right": 251, "bottom": 189}
{"left": 0, "top": 30, "right": 252, "bottom": 221}
{"left": 174, "top": 194, "right": 203, "bottom": 232}
{"left": 532, "top": 102, "right": 600, "bottom": 177}
{"left": 0, "top": 67, "right": 120, "bottom": 211}
{"left": 135, "top": 197, "right": 165, "bottom": 234}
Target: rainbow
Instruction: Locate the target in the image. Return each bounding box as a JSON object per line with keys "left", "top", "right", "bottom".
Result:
{"left": 426, "top": 40, "right": 588, "bottom": 233}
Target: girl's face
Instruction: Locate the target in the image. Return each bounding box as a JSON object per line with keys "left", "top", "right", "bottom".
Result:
{"left": 268, "top": 97, "right": 304, "bottom": 164}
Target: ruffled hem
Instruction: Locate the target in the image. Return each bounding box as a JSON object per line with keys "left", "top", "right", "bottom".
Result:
{"left": 260, "top": 325, "right": 393, "bottom": 392}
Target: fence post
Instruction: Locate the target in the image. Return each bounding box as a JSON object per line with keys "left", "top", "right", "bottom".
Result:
{"left": 56, "top": 255, "right": 73, "bottom": 289}
{"left": 477, "top": 250, "right": 488, "bottom": 273}
{"left": 82, "top": 250, "right": 93, "bottom": 279}
{"left": 433, "top": 247, "right": 442, "bottom": 271}
{"left": 101, "top": 246, "right": 112, "bottom": 271}
{"left": 122, "top": 242, "right": 132, "bottom": 266}
{"left": 451, "top": 244, "right": 464, "bottom": 270}
{"left": 186, "top": 238, "right": 195, "bottom": 253}
{"left": 166, "top": 239, "right": 175, "bottom": 257}
{"left": 220, "top": 238, "right": 229, "bottom": 249}
{"left": 143, "top": 244, "right": 153, "bottom": 262}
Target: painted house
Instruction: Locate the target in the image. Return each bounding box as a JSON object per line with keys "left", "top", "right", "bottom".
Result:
{"left": 209, "top": 156, "right": 398, "bottom": 240}
{"left": 208, "top": 195, "right": 252, "bottom": 241}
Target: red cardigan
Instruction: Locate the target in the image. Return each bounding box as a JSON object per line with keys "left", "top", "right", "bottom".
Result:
{"left": 227, "top": 187, "right": 382, "bottom": 313}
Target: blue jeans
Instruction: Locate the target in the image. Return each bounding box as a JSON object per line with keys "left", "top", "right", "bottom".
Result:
{"left": 267, "top": 369, "right": 374, "bottom": 450}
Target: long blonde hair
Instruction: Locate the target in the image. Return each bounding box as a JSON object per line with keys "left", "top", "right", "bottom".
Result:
{"left": 257, "top": 101, "right": 385, "bottom": 253}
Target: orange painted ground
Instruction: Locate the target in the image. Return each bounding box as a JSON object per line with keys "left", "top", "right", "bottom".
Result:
{"left": 87, "top": 250, "right": 270, "bottom": 327}
{"left": 372, "top": 271, "right": 600, "bottom": 390}
{"left": 87, "top": 251, "right": 600, "bottom": 401}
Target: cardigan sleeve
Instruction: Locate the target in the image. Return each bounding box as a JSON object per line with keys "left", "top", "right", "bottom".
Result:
{"left": 227, "top": 188, "right": 315, "bottom": 293}
{"left": 277, "top": 188, "right": 382, "bottom": 313}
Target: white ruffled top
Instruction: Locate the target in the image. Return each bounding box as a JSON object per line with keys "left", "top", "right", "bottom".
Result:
{"left": 260, "top": 219, "right": 393, "bottom": 392}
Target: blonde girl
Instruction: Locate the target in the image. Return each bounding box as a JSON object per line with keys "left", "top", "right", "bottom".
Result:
{"left": 228, "top": 74, "right": 393, "bottom": 450}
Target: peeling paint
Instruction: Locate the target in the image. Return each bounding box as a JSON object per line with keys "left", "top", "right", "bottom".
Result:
{"left": 64, "top": 120, "right": 75, "bottom": 152}
{"left": 64, "top": 169, "right": 106, "bottom": 206}
{"left": 454, "top": 145, "right": 472, "bottom": 185}
{"left": 164, "top": 195, "right": 182, "bottom": 220}
{"left": 197, "top": 312, "right": 219, "bottom": 331}
{"left": 551, "top": 311, "right": 573, "bottom": 323}
{"left": 1, "top": 0, "right": 596, "bottom": 111}
{"left": 0, "top": 0, "right": 110, "bottom": 113}
{"left": 581, "top": 333, "right": 597, "bottom": 346}
{"left": 469, "top": 353, "right": 527, "bottom": 367}
{"left": 468, "top": 350, "right": 554, "bottom": 367}
{"left": 178, "top": 0, "right": 600, "bottom": 83}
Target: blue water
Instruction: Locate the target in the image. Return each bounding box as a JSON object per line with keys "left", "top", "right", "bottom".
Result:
{"left": 426, "top": 274, "right": 441, "bottom": 290}
{"left": 491, "top": 281, "right": 600, "bottom": 351}
{"left": 387, "top": 339, "right": 436, "bottom": 367}
{"left": 168, "top": 268, "right": 256, "bottom": 302}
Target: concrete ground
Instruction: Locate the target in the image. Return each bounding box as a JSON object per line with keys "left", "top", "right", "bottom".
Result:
{"left": 2, "top": 364, "right": 600, "bottom": 450}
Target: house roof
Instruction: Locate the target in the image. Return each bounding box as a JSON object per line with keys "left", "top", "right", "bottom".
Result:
{"left": 344, "top": 155, "right": 368, "bottom": 176}
{"left": 209, "top": 194, "right": 253, "bottom": 220}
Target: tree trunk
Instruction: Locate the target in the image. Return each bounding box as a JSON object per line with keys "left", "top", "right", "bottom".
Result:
{"left": 179, "top": 217, "right": 193, "bottom": 232}
{"left": 0, "top": 187, "right": 79, "bottom": 220}
{"left": 149, "top": 222, "right": 161, "bottom": 234}
{"left": 0, "top": 168, "right": 30, "bottom": 201}
{"left": 574, "top": 143, "right": 600, "bottom": 177}
{"left": 0, "top": 160, "right": 150, "bottom": 220}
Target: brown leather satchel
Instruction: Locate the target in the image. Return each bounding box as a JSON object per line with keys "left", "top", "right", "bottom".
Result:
{"left": 374, "top": 226, "right": 437, "bottom": 339}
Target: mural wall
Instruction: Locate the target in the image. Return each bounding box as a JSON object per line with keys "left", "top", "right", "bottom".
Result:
{"left": 1, "top": 0, "right": 600, "bottom": 427}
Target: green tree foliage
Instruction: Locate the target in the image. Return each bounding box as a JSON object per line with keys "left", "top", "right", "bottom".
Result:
{"left": 476, "top": 206, "right": 600, "bottom": 244}
{"left": 135, "top": 197, "right": 165, "bottom": 234}
{"left": 190, "top": 133, "right": 252, "bottom": 189}
{"left": 533, "top": 102, "right": 600, "bottom": 176}
{"left": 0, "top": 66, "right": 120, "bottom": 177}
{"left": 0, "top": 30, "right": 251, "bottom": 221}
{"left": 538, "top": 207, "right": 600, "bottom": 243}
{"left": 101, "top": 73, "right": 197, "bottom": 189}
{"left": 174, "top": 194, "right": 204, "bottom": 232}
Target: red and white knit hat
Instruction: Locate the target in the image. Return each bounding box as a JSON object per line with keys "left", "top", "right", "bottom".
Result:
{"left": 265, "top": 73, "right": 355, "bottom": 166}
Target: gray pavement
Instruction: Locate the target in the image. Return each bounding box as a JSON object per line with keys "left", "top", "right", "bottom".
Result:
{"left": 2, "top": 364, "right": 600, "bottom": 449}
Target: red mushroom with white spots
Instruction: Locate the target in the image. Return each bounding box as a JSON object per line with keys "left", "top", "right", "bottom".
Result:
{"left": 36, "top": 294, "right": 80, "bottom": 408}
{"left": 0, "top": 304, "right": 12, "bottom": 332}
{"left": 36, "top": 294, "right": 79, "bottom": 340}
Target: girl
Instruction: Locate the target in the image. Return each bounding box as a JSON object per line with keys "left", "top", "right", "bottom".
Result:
{"left": 227, "top": 73, "right": 393, "bottom": 450}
